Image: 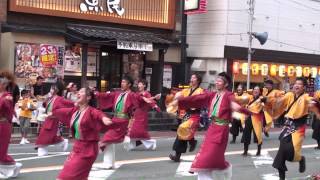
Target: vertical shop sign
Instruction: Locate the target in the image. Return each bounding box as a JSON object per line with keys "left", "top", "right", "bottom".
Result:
{"left": 163, "top": 65, "right": 172, "bottom": 89}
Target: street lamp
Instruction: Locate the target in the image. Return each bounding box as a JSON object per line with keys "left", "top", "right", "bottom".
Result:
{"left": 247, "top": 0, "right": 268, "bottom": 90}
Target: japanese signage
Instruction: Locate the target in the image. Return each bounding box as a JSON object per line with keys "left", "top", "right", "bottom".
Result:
{"left": 117, "top": 41, "right": 153, "bottom": 52}
{"left": 80, "top": 0, "right": 125, "bottom": 16}
{"left": 40, "top": 45, "right": 58, "bottom": 67}
{"left": 15, "top": 43, "right": 64, "bottom": 83}
{"left": 184, "top": 0, "right": 207, "bottom": 15}
{"left": 163, "top": 65, "right": 173, "bottom": 89}
{"left": 233, "top": 61, "right": 320, "bottom": 78}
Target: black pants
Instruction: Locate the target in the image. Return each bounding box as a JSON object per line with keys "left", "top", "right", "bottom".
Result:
{"left": 312, "top": 118, "right": 320, "bottom": 142}
{"left": 230, "top": 119, "right": 243, "bottom": 136}
{"left": 272, "top": 135, "right": 295, "bottom": 171}
{"left": 172, "top": 137, "right": 196, "bottom": 153}
{"left": 241, "top": 117, "right": 259, "bottom": 145}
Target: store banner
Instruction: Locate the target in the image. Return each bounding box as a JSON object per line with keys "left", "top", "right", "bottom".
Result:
{"left": 15, "top": 43, "right": 64, "bottom": 83}
{"left": 117, "top": 41, "right": 153, "bottom": 52}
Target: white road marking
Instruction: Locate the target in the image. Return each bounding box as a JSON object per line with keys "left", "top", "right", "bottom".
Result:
{"left": 88, "top": 166, "right": 121, "bottom": 180}
{"left": 261, "top": 173, "right": 279, "bottom": 180}
{"left": 15, "top": 152, "right": 70, "bottom": 162}
{"left": 251, "top": 150, "right": 274, "bottom": 168}
{"left": 175, "top": 159, "right": 195, "bottom": 177}
{"left": 9, "top": 152, "right": 68, "bottom": 156}
{"left": 19, "top": 144, "right": 318, "bottom": 175}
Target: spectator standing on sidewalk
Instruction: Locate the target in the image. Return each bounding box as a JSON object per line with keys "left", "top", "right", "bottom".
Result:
{"left": 18, "top": 90, "right": 35, "bottom": 145}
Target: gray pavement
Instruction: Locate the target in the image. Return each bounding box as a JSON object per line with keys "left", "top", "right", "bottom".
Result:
{"left": 6, "top": 129, "right": 320, "bottom": 180}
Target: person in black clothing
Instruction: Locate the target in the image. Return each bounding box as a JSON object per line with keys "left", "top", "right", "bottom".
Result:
{"left": 31, "top": 76, "right": 49, "bottom": 134}
{"left": 31, "top": 76, "right": 50, "bottom": 98}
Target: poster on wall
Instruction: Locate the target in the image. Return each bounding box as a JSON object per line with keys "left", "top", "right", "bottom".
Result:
{"left": 163, "top": 65, "right": 172, "bottom": 89}
{"left": 15, "top": 43, "right": 64, "bottom": 83}
{"left": 87, "top": 51, "right": 97, "bottom": 73}
{"left": 64, "top": 46, "right": 81, "bottom": 72}
{"left": 122, "top": 54, "right": 144, "bottom": 86}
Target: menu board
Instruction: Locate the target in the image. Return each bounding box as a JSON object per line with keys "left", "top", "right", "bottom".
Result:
{"left": 15, "top": 43, "right": 64, "bottom": 83}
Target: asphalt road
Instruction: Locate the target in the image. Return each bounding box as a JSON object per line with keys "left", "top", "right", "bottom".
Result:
{"left": 7, "top": 129, "right": 320, "bottom": 180}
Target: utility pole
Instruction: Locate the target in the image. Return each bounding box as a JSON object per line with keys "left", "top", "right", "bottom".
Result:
{"left": 247, "top": 0, "right": 255, "bottom": 90}
{"left": 181, "top": 0, "right": 188, "bottom": 84}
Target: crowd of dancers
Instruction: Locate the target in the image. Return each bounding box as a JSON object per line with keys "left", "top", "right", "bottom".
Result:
{"left": 1, "top": 69, "right": 320, "bottom": 180}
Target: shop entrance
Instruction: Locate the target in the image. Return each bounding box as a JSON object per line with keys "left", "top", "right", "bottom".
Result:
{"left": 99, "top": 47, "right": 145, "bottom": 91}
{"left": 100, "top": 49, "right": 122, "bottom": 91}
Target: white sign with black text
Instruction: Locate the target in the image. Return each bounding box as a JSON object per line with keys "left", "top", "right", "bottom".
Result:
{"left": 117, "top": 41, "right": 153, "bottom": 52}
{"left": 80, "top": 0, "right": 125, "bottom": 16}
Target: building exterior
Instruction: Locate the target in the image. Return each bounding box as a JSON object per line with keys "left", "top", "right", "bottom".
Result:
{"left": 187, "top": 0, "right": 320, "bottom": 90}
{"left": 0, "top": 0, "right": 183, "bottom": 93}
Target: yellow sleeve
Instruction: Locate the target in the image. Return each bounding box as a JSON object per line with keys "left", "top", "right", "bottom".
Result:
{"left": 314, "top": 91, "right": 320, "bottom": 100}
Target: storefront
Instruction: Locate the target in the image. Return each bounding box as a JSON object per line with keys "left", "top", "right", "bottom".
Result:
{"left": 225, "top": 46, "right": 320, "bottom": 92}
{"left": 0, "top": 0, "right": 181, "bottom": 93}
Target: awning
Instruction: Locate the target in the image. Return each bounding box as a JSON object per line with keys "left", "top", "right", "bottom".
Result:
{"left": 67, "top": 24, "right": 172, "bottom": 44}
{"left": 1, "top": 23, "right": 173, "bottom": 45}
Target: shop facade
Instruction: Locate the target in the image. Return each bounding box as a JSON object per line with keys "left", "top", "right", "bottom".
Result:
{"left": 225, "top": 46, "right": 320, "bottom": 92}
{"left": 0, "top": 0, "right": 182, "bottom": 93}
{"left": 186, "top": 0, "right": 320, "bottom": 91}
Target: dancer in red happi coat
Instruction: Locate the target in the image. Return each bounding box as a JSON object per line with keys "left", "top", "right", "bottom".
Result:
{"left": 54, "top": 87, "right": 112, "bottom": 180}
{"left": 35, "top": 82, "right": 74, "bottom": 156}
{"left": 177, "top": 72, "right": 251, "bottom": 180}
{"left": 96, "top": 76, "right": 139, "bottom": 169}
{"left": 125, "top": 79, "right": 160, "bottom": 151}
{"left": 0, "top": 73, "right": 22, "bottom": 178}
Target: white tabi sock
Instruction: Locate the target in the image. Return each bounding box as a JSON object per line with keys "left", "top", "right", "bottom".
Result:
{"left": 0, "top": 163, "right": 23, "bottom": 179}
{"left": 37, "top": 147, "right": 48, "bottom": 156}
{"left": 198, "top": 171, "right": 213, "bottom": 180}
{"left": 141, "top": 139, "right": 157, "bottom": 150}
{"left": 103, "top": 144, "right": 115, "bottom": 169}
{"left": 212, "top": 164, "right": 233, "bottom": 180}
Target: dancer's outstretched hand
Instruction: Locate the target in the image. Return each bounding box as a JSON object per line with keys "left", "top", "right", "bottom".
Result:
{"left": 102, "top": 116, "right": 112, "bottom": 126}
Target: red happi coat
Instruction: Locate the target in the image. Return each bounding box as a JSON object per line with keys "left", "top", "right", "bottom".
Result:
{"left": 178, "top": 91, "right": 234, "bottom": 172}
{"left": 0, "top": 92, "right": 15, "bottom": 165}
{"left": 96, "top": 91, "right": 138, "bottom": 144}
{"left": 128, "top": 91, "right": 160, "bottom": 140}
{"left": 35, "top": 96, "right": 74, "bottom": 147}
{"left": 53, "top": 106, "right": 108, "bottom": 180}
